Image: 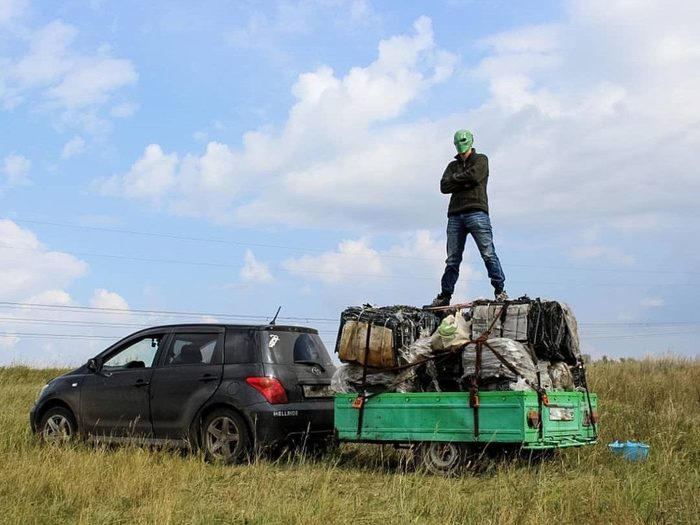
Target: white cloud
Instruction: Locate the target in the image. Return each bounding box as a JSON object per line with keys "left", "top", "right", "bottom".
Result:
{"left": 569, "top": 244, "right": 635, "bottom": 266}
{"left": 1, "top": 19, "right": 137, "bottom": 131}
{"left": 61, "top": 136, "right": 86, "bottom": 159}
{"left": 641, "top": 296, "right": 664, "bottom": 308}
{"left": 97, "top": 3, "right": 700, "bottom": 237}
{"left": 282, "top": 238, "right": 385, "bottom": 284}
{"left": 0, "top": 221, "right": 141, "bottom": 366}
{"left": 240, "top": 250, "right": 274, "bottom": 283}
{"left": 109, "top": 101, "right": 138, "bottom": 118}
{"left": 1, "top": 153, "right": 31, "bottom": 185}
{"left": 224, "top": 0, "right": 377, "bottom": 54}
{"left": 97, "top": 144, "right": 178, "bottom": 200}
{"left": 101, "top": 17, "right": 457, "bottom": 227}
{"left": 26, "top": 289, "right": 75, "bottom": 306}
{"left": 90, "top": 288, "right": 129, "bottom": 310}
{"left": 171, "top": 142, "right": 239, "bottom": 218}
{"left": 0, "top": 220, "right": 88, "bottom": 300}
{"left": 280, "top": 231, "right": 483, "bottom": 303}
{"left": 0, "top": 0, "right": 28, "bottom": 25}
{"left": 471, "top": 0, "right": 700, "bottom": 229}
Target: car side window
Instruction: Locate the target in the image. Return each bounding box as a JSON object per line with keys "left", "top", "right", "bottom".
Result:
{"left": 165, "top": 333, "right": 221, "bottom": 366}
{"left": 224, "top": 329, "right": 257, "bottom": 364}
{"left": 103, "top": 335, "right": 163, "bottom": 370}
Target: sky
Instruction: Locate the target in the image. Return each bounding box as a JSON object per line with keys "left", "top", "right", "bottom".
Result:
{"left": 1, "top": 0, "right": 699, "bottom": 366}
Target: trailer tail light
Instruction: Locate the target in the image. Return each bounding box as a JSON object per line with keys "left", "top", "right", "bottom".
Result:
{"left": 527, "top": 409, "right": 541, "bottom": 429}
{"left": 583, "top": 410, "right": 599, "bottom": 427}
{"left": 246, "top": 377, "right": 288, "bottom": 404}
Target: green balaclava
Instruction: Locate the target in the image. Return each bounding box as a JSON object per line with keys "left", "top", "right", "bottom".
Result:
{"left": 453, "top": 129, "right": 474, "bottom": 154}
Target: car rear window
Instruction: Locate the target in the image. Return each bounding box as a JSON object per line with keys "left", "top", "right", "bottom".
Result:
{"left": 263, "top": 330, "right": 333, "bottom": 366}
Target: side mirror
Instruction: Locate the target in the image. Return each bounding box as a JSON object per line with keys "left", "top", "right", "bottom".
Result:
{"left": 87, "top": 358, "right": 100, "bottom": 372}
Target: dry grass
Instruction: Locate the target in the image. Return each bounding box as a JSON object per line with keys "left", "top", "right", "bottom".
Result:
{"left": 1, "top": 358, "right": 699, "bottom": 525}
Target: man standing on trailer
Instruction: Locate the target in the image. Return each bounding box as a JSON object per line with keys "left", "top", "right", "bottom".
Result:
{"left": 431, "top": 129, "right": 507, "bottom": 307}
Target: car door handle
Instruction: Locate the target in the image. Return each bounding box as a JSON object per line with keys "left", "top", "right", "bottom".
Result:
{"left": 134, "top": 380, "right": 150, "bottom": 387}
{"left": 198, "top": 375, "right": 217, "bottom": 382}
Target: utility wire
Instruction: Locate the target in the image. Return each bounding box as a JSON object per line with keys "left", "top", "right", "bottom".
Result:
{"left": 2, "top": 329, "right": 697, "bottom": 342}
{"left": 5, "top": 216, "right": 700, "bottom": 275}
{"left": 1, "top": 313, "right": 698, "bottom": 331}
{"left": 2, "top": 241, "right": 698, "bottom": 286}
{"left": 1, "top": 302, "right": 698, "bottom": 328}
{"left": 0, "top": 301, "right": 339, "bottom": 323}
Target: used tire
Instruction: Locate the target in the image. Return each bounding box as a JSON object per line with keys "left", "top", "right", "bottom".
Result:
{"left": 417, "top": 441, "right": 470, "bottom": 476}
{"left": 201, "top": 409, "right": 251, "bottom": 464}
{"left": 38, "top": 406, "right": 77, "bottom": 445}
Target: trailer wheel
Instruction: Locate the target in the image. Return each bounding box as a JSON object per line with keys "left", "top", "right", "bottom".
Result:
{"left": 417, "top": 441, "right": 470, "bottom": 476}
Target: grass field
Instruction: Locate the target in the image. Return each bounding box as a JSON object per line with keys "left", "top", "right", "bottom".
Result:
{"left": 1, "top": 358, "right": 699, "bottom": 525}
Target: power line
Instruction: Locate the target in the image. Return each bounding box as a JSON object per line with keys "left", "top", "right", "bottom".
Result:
{"left": 0, "top": 316, "right": 151, "bottom": 329}
{"left": 0, "top": 331, "right": 118, "bottom": 340}
{"left": 2, "top": 302, "right": 698, "bottom": 329}
{"left": 5, "top": 216, "right": 700, "bottom": 276}
{"left": 2, "top": 313, "right": 698, "bottom": 331}
{"left": 2, "top": 329, "right": 697, "bottom": 343}
{"left": 0, "top": 317, "right": 340, "bottom": 335}
{"left": 0, "top": 301, "right": 339, "bottom": 323}
{"left": 2, "top": 241, "right": 698, "bottom": 286}
{"left": 5, "top": 217, "right": 433, "bottom": 262}
{"left": 582, "top": 330, "right": 700, "bottom": 340}
{"left": 0, "top": 241, "right": 436, "bottom": 280}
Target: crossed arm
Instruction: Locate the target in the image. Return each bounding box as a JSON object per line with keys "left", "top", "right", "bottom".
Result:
{"left": 440, "top": 155, "right": 488, "bottom": 194}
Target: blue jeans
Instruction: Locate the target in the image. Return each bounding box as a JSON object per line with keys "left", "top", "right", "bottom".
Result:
{"left": 440, "top": 211, "right": 505, "bottom": 295}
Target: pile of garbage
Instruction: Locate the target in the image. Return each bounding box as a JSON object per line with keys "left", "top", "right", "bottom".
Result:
{"left": 331, "top": 297, "right": 583, "bottom": 395}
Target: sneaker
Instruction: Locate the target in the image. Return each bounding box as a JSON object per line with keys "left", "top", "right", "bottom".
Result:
{"left": 494, "top": 290, "right": 509, "bottom": 301}
{"left": 430, "top": 293, "right": 451, "bottom": 307}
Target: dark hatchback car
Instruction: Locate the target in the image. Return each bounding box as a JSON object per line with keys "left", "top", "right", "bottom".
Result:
{"left": 30, "top": 324, "right": 336, "bottom": 462}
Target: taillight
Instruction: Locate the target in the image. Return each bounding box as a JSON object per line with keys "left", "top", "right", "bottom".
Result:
{"left": 246, "top": 377, "right": 288, "bottom": 404}
{"left": 583, "top": 410, "right": 599, "bottom": 426}
{"left": 527, "top": 409, "right": 541, "bottom": 428}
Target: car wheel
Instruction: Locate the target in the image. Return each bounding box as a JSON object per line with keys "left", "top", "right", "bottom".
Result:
{"left": 39, "top": 406, "right": 77, "bottom": 445}
{"left": 201, "top": 409, "right": 251, "bottom": 464}
{"left": 417, "top": 441, "right": 469, "bottom": 476}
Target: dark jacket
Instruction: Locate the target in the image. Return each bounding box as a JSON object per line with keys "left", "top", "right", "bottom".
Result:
{"left": 440, "top": 149, "right": 489, "bottom": 216}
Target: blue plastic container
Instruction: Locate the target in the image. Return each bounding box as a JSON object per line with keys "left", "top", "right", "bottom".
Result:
{"left": 623, "top": 441, "right": 650, "bottom": 462}
{"left": 608, "top": 440, "right": 649, "bottom": 461}
{"left": 608, "top": 440, "right": 624, "bottom": 456}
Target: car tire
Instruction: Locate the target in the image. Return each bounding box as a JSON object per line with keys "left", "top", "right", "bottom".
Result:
{"left": 38, "top": 406, "right": 77, "bottom": 445}
{"left": 416, "top": 441, "right": 470, "bottom": 476}
{"left": 201, "top": 409, "right": 251, "bottom": 464}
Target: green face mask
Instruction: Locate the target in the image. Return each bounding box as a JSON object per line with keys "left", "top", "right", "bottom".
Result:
{"left": 453, "top": 129, "right": 473, "bottom": 154}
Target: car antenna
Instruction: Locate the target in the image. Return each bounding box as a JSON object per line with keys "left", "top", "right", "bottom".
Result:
{"left": 270, "top": 306, "right": 282, "bottom": 325}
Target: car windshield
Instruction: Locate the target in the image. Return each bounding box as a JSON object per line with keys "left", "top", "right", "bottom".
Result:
{"left": 263, "top": 330, "right": 332, "bottom": 366}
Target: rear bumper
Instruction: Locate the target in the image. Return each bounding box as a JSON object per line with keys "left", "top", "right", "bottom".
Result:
{"left": 248, "top": 399, "right": 334, "bottom": 445}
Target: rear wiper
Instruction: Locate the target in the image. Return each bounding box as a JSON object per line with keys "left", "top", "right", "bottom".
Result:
{"left": 295, "top": 360, "right": 326, "bottom": 372}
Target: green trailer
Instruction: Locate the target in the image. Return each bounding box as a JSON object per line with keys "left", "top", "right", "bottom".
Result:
{"left": 335, "top": 390, "right": 598, "bottom": 475}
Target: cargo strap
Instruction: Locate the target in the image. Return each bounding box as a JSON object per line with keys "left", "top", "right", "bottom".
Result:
{"left": 578, "top": 360, "right": 598, "bottom": 439}
{"left": 355, "top": 319, "right": 373, "bottom": 438}
{"left": 468, "top": 304, "right": 508, "bottom": 439}
{"left": 470, "top": 342, "right": 482, "bottom": 437}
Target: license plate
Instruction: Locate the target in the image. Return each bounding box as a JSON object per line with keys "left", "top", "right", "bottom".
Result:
{"left": 302, "top": 385, "right": 334, "bottom": 398}
{"left": 549, "top": 407, "right": 574, "bottom": 421}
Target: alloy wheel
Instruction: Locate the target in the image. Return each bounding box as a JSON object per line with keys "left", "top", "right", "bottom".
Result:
{"left": 42, "top": 413, "right": 73, "bottom": 444}
{"left": 205, "top": 415, "right": 242, "bottom": 462}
